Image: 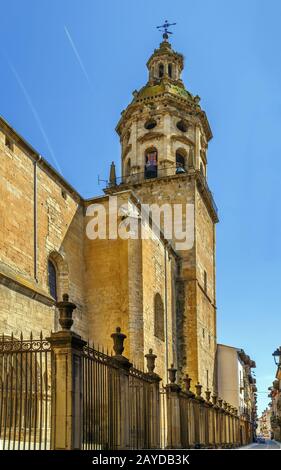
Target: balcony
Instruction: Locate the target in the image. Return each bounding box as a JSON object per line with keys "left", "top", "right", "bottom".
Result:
{"left": 105, "top": 164, "right": 218, "bottom": 219}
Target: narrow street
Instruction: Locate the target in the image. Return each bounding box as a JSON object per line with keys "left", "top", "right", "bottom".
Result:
{"left": 240, "top": 440, "right": 281, "bottom": 450}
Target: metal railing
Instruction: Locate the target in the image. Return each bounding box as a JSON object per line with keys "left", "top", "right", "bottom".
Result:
{"left": 82, "top": 342, "right": 158, "bottom": 450}
{"left": 107, "top": 165, "right": 218, "bottom": 216}
{"left": 107, "top": 164, "right": 187, "bottom": 188}
{"left": 0, "top": 333, "right": 51, "bottom": 450}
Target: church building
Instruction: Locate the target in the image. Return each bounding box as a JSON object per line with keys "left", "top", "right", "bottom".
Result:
{"left": 0, "top": 34, "right": 218, "bottom": 391}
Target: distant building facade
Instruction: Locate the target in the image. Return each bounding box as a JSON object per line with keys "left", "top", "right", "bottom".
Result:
{"left": 257, "top": 408, "right": 271, "bottom": 438}
{"left": 217, "top": 344, "right": 257, "bottom": 423}
{"left": 268, "top": 349, "right": 281, "bottom": 441}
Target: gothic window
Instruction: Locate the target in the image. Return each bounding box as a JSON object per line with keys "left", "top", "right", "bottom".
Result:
{"left": 154, "top": 293, "right": 164, "bottom": 341}
{"left": 158, "top": 63, "right": 164, "bottom": 78}
{"left": 168, "top": 63, "right": 173, "bottom": 78}
{"left": 144, "top": 119, "right": 157, "bottom": 130}
{"left": 48, "top": 260, "right": 57, "bottom": 300}
{"left": 176, "top": 120, "right": 188, "bottom": 132}
{"left": 144, "top": 148, "right": 158, "bottom": 179}
{"left": 176, "top": 150, "right": 186, "bottom": 173}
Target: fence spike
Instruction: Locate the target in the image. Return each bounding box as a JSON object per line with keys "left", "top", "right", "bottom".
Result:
{"left": 20, "top": 331, "right": 23, "bottom": 342}
{"left": 30, "top": 331, "right": 33, "bottom": 341}
{"left": 11, "top": 331, "right": 13, "bottom": 342}
{"left": 40, "top": 331, "right": 43, "bottom": 340}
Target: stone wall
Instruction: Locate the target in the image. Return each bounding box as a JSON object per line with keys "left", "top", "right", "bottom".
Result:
{"left": 120, "top": 172, "right": 217, "bottom": 391}
{"left": 0, "top": 122, "right": 87, "bottom": 339}
{"left": 84, "top": 191, "right": 177, "bottom": 379}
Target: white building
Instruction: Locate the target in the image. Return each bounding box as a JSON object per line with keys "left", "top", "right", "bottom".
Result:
{"left": 217, "top": 344, "right": 256, "bottom": 417}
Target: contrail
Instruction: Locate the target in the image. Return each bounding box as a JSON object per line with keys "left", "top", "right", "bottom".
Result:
{"left": 64, "top": 25, "right": 91, "bottom": 86}
{"left": 8, "top": 61, "right": 62, "bottom": 173}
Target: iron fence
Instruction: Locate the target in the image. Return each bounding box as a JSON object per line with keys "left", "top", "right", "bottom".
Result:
{"left": 82, "top": 343, "right": 158, "bottom": 450}
{"left": 0, "top": 333, "right": 51, "bottom": 450}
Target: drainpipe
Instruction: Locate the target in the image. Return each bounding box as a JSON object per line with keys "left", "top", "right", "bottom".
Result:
{"left": 33, "top": 156, "right": 41, "bottom": 282}
{"left": 164, "top": 244, "right": 168, "bottom": 384}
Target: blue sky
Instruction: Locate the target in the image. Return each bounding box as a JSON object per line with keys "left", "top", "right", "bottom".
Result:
{"left": 1, "top": 0, "right": 280, "bottom": 413}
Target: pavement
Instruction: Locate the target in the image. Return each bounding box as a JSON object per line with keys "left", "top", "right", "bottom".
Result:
{"left": 239, "top": 439, "right": 281, "bottom": 450}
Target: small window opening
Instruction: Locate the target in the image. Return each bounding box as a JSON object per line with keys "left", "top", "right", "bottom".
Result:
{"left": 176, "top": 120, "right": 188, "bottom": 132}
{"left": 159, "top": 63, "right": 164, "bottom": 78}
{"left": 168, "top": 63, "right": 173, "bottom": 78}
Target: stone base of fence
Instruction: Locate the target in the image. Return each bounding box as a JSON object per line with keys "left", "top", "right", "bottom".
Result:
{"left": 0, "top": 295, "right": 255, "bottom": 450}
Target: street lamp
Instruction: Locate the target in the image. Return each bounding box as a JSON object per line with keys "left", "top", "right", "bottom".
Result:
{"left": 272, "top": 347, "right": 281, "bottom": 368}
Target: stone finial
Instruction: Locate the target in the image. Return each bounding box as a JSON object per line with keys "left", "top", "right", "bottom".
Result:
{"left": 168, "top": 364, "right": 177, "bottom": 384}
{"left": 183, "top": 374, "right": 192, "bottom": 392}
{"left": 223, "top": 401, "right": 228, "bottom": 410}
{"left": 111, "top": 327, "right": 126, "bottom": 356}
{"left": 56, "top": 294, "right": 76, "bottom": 331}
{"left": 145, "top": 348, "right": 157, "bottom": 374}
{"left": 109, "top": 161, "right": 116, "bottom": 186}
{"left": 205, "top": 389, "right": 211, "bottom": 402}
{"left": 195, "top": 383, "right": 202, "bottom": 398}
{"left": 212, "top": 394, "right": 218, "bottom": 406}
{"left": 218, "top": 398, "right": 223, "bottom": 408}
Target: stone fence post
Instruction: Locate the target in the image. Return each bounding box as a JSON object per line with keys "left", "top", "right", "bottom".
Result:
{"left": 145, "top": 349, "right": 161, "bottom": 449}
{"left": 48, "top": 294, "right": 86, "bottom": 450}
{"left": 195, "top": 383, "right": 206, "bottom": 447}
{"left": 165, "top": 364, "right": 182, "bottom": 448}
{"left": 183, "top": 374, "right": 196, "bottom": 447}
{"left": 110, "top": 327, "right": 132, "bottom": 449}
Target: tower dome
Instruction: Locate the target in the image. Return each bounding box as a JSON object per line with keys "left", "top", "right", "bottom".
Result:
{"left": 114, "top": 37, "right": 212, "bottom": 187}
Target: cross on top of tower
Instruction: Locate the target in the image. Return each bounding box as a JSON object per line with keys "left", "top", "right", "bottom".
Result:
{"left": 156, "top": 20, "right": 176, "bottom": 41}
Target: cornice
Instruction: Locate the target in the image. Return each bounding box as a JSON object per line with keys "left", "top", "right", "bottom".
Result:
{"left": 0, "top": 115, "right": 83, "bottom": 203}
{"left": 0, "top": 261, "right": 55, "bottom": 307}
{"left": 170, "top": 133, "right": 195, "bottom": 147}
{"left": 137, "top": 132, "right": 165, "bottom": 144}
{"left": 116, "top": 92, "right": 212, "bottom": 141}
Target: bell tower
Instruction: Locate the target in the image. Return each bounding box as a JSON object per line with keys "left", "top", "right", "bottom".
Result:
{"left": 107, "top": 28, "right": 219, "bottom": 392}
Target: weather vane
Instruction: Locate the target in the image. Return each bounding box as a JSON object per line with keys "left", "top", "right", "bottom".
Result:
{"left": 156, "top": 20, "right": 176, "bottom": 41}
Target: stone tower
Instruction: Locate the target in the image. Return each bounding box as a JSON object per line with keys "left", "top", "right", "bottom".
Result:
{"left": 107, "top": 36, "right": 219, "bottom": 391}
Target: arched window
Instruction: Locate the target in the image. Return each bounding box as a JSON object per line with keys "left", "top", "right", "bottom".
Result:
{"left": 176, "top": 150, "right": 187, "bottom": 174}
{"left": 144, "top": 119, "right": 157, "bottom": 130}
{"left": 168, "top": 63, "right": 173, "bottom": 78}
{"left": 144, "top": 148, "right": 158, "bottom": 179}
{"left": 48, "top": 260, "right": 57, "bottom": 300}
{"left": 154, "top": 293, "right": 164, "bottom": 341}
{"left": 158, "top": 63, "right": 164, "bottom": 78}
{"left": 176, "top": 120, "right": 188, "bottom": 132}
